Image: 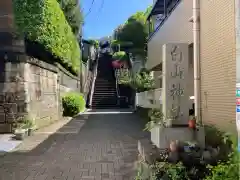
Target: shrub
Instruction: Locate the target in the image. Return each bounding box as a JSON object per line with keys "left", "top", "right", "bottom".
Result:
{"left": 113, "top": 51, "right": 128, "bottom": 61}
{"left": 204, "top": 149, "right": 239, "bottom": 180}
{"left": 130, "top": 71, "right": 155, "bottom": 92}
{"left": 205, "top": 125, "right": 236, "bottom": 161}
{"left": 204, "top": 128, "right": 239, "bottom": 180}
{"left": 62, "top": 92, "right": 85, "bottom": 117}
{"left": 136, "top": 124, "right": 239, "bottom": 180}
{"left": 150, "top": 162, "right": 189, "bottom": 180}
{"left": 118, "top": 69, "right": 132, "bottom": 85}
{"left": 13, "top": 0, "right": 81, "bottom": 74}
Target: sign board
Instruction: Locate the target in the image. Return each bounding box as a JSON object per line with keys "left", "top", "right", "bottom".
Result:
{"left": 236, "top": 84, "right": 240, "bottom": 151}
{"left": 236, "top": 98, "right": 240, "bottom": 105}
{"left": 236, "top": 105, "right": 240, "bottom": 112}
{"left": 236, "top": 89, "right": 240, "bottom": 97}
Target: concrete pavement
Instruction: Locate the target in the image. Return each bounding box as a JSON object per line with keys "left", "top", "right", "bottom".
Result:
{"left": 0, "top": 110, "right": 149, "bottom": 180}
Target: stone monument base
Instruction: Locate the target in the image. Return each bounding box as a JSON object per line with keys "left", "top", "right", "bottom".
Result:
{"left": 151, "top": 126, "right": 205, "bottom": 149}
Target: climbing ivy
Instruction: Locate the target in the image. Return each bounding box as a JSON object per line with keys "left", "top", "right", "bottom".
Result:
{"left": 13, "top": 0, "right": 81, "bottom": 74}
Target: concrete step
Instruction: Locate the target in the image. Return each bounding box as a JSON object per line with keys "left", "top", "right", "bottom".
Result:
{"left": 94, "top": 86, "right": 116, "bottom": 89}
{"left": 92, "top": 96, "right": 116, "bottom": 99}
{"left": 93, "top": 91, "right": 116, "bottom": 94}
{"left": 92, "top": 99, "right": 117, "bottom": 102}
{"left": 91, "top": 106, "right": 119, "bottom": 109}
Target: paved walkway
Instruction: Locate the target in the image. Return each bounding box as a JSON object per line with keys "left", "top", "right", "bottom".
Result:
{"left": 0, "top": 110, "right": 149, "bottom": 180}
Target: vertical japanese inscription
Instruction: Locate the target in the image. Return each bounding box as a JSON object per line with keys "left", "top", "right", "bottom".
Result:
{"left": 169, "top": 45, "right": 184, "bottom": 120}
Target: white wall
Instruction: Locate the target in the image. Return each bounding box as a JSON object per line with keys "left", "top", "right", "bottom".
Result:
{"left": 147, "top": 0, "right": 193, "bottom": 70}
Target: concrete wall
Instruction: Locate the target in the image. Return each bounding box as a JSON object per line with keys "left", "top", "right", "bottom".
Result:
{"left": 131, "top": 55, "right": 145, "bottom": 75}
{"left": 146, "top": 0, "right": 193, "bottom": 70}
{"left": 200, "top": 0, "right": 236, "bottom": 132}
{"left": 0, "top": 56, "right": 81, "bottom": 132}
{"left": 153, "top": 71, "right": 162, "bottom": 88}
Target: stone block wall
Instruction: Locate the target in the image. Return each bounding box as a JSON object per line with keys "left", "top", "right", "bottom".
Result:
{"left": 58, "top": 64, "right": 80, "bottom": 92}
{"left": 25, "top": 59, "right": 60, "bottom": 129}
{"left": 0, "top": 58, "right": 27, "bottom": 132}
{"left": 0, "top": 54, "right": 81, "bottom": 132}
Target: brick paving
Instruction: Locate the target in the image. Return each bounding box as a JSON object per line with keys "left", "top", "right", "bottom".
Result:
{"left": 0, "top": 110, "right": 149, "bottom": 180}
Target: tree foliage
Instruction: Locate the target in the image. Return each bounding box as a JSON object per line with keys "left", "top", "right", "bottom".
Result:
{"left": 88, "top": 39, "right": 99, "bottom": 48}
{"left": 113, "top": 7, "right": 152, "bottom": 58}
{"left": 131, "top": 71, "right": 155, "bottom": 92}
{"left": 144, "top": 5, "right": 153, "bottom": 18}
{"left": 57, "top": 0, "right": 83, "bottom": 36}
{"left": 116, "top": 12, "right": 148, "bottom": 51}
{"left": 14, "top": 0, "right": 81, "bottom": 75}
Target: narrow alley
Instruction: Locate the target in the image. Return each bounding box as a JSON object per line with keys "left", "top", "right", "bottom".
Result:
{"left": 0, "top": 110, "right": 149, "bottom": 180}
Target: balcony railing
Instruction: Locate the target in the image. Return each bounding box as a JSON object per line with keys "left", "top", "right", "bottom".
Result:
{"left": 147, "top": 0, "right": 182, "bottom": 41}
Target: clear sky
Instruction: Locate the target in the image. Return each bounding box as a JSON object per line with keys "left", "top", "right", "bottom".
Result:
{"left": 81, "top": 0, "right": 152, "bottom": 39}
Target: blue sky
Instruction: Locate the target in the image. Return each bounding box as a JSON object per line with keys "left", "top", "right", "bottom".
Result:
{"left": 81, "top": 0, "right": 152, "bottom": 39}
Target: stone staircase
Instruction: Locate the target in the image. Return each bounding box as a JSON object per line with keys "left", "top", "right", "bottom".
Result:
{"left": 91, "top": 53, "right": 119, "bottom": 109}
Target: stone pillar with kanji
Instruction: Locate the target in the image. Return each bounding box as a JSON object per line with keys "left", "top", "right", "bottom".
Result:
{"left": 151, "top": 43, "right": 196, "bottom": 149}
{"left": 162, "top": 43, "right": 189, "bottom": 125}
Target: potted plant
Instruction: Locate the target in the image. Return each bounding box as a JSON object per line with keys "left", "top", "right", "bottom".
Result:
{"left": 14, "top": 123, "right": 26, "bottom": 140}
{"left": 23, "top": 118, "right": 35, "bottom": 136}
{"left": 144, "top": 108, "right": 165, "bottom": 131}
{"left": 188, "top": 116, "right": 196, "bottom": 129}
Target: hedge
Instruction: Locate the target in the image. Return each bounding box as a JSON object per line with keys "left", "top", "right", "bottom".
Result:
{"left": 13, "top": 0, "right": 81, "bottom": 74}
{"left": 62, "top": 92, "right": 86, "bottom": 117}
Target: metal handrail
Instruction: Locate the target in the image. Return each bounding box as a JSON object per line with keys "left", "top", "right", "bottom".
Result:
{"left": 115, "top": 70, "right": 120, "bottom": 98}
{"left": 88, "top": 56, "right": 99, "bottom": 106}
{"left": 83, "top": 51, "right": 99, "bottom": 107}
{"left": 114, "top": 69, "right": 129, "bottom": 105}
{"left": 83, "top": 66, "right": 92, "bottom": 97}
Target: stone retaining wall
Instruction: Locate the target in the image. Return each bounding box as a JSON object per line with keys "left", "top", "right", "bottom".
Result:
{"left": 0, "top": 54, "right": 81, "bottom": 132}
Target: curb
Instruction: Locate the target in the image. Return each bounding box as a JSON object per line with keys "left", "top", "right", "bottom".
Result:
{"left": 72, "top": 108, "right": 90, "bottom": 118}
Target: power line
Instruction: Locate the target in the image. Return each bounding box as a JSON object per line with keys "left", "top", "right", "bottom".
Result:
{"left": 83, "top": 0, "right": 105, "bottom": 25}
{"left": 97, "top": 0, "right": 105, "bottom": 15}
{"left": 83, "top": 0, "right": 95, "bottom": 18}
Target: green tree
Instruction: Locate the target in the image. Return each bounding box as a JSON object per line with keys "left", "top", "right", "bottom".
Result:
{"left": 113, "top": 7, "right": 152, "bottom": 59}
{"left": 58, "top": 0, "right": 83, "bottom": 36}
{"left": 144, "top": 5, "right": 152, "bottom": 17}
{"left": 117, "top": 12, "right": 148, "bottom": 51}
